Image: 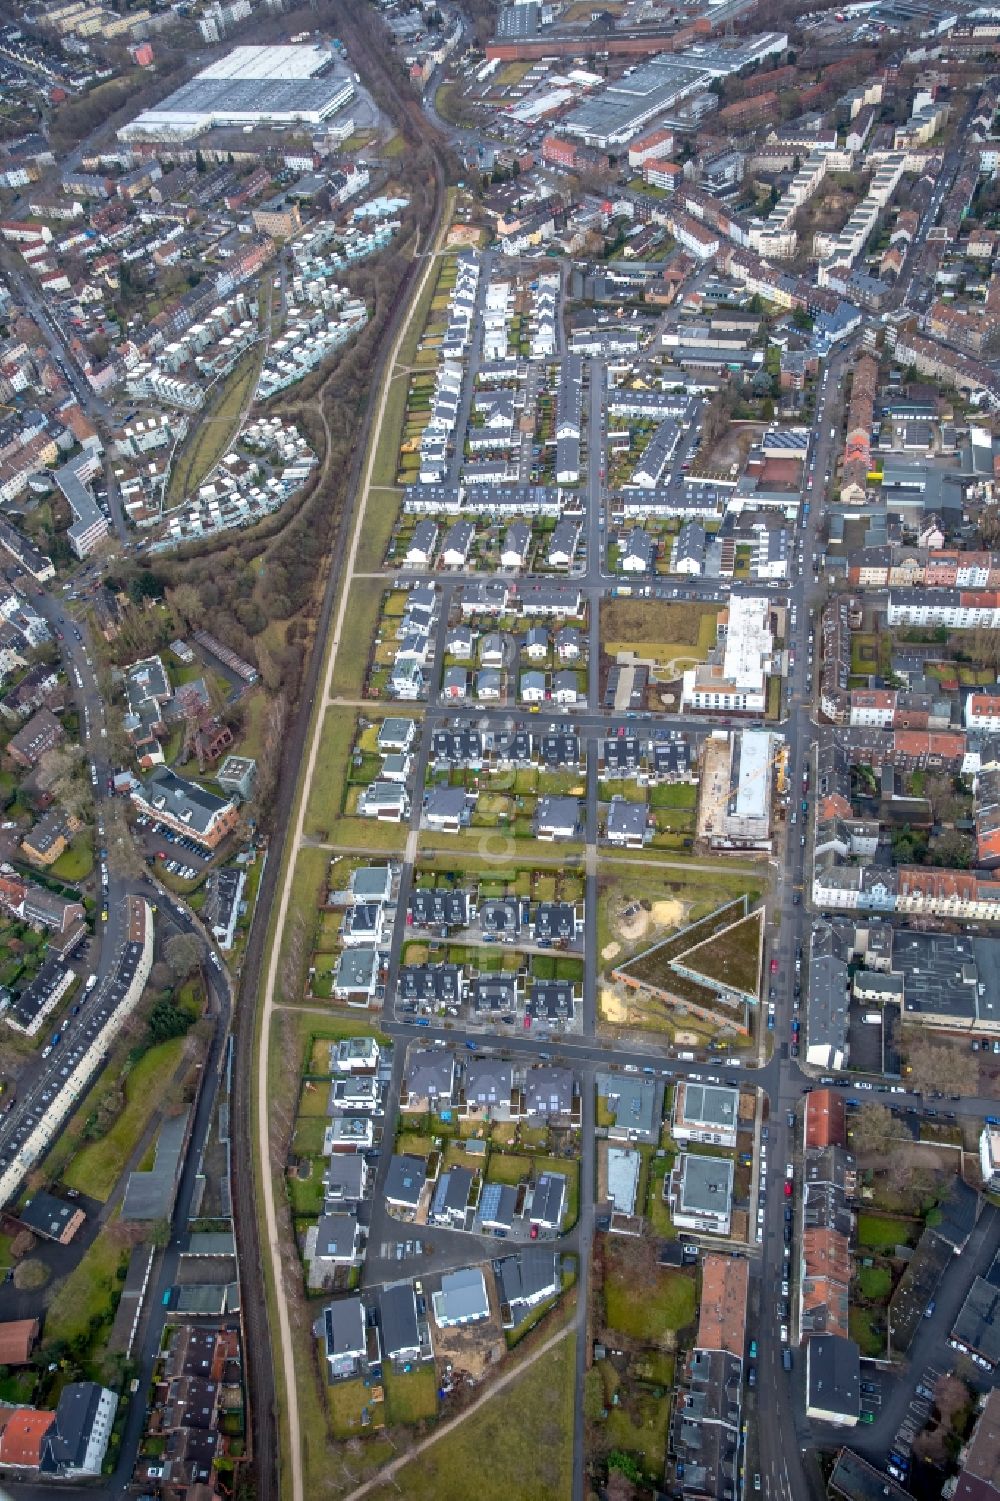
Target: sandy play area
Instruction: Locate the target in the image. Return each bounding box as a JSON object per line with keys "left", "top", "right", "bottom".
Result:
{"left": 600, "top": 987, "right": 628, "bottom": 1023}
{"left": 651, "top": 899, "right": 686, "bottom": 928}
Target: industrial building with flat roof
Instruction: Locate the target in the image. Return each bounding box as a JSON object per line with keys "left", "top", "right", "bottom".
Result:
{"left": 560, "top": 57, "right": 709, "bottom": 148}
{"left": 120, "top": 45, "right": 356, "bottom": 141}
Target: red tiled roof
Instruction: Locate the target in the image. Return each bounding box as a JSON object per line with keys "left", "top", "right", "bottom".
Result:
{"left": 0, "top": 1409, "right": 55, "bottom": 1467}
{"left": 805, "top": 1089, "right": 845, "bottom": 1149}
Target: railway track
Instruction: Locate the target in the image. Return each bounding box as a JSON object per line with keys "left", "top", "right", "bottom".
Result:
{"left": 229, "top": 9, "right": 452, "bottom": 1494}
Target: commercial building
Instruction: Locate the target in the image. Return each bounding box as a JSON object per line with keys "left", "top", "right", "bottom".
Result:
{"left": 560, "top": 57, "right": 709, "bottom": 149}
{"left": 120, "top": 45, "right": 356, "bottom": 141}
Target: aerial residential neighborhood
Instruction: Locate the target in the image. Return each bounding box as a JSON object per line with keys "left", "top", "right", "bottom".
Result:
{"left": 0, "top": 0, "right": 999, "bottom": 1497}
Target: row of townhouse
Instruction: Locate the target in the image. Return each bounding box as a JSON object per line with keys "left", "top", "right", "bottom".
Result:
{"left": 307, "top": 1034, "right": 392, "bottom": 1281}
{"left": 435, "top": 725, "right": 582, "bottom": 780}
{"left": 443, "top": 621, "right": 582, "bottom": 666}
{"left": 458, "top": 578, "right": 584, "bottom": 620}
{"left": 418, "top": 251, "right": 481, "bottom": 484}
{"left": 407, "top": 887, "right": 582, "bottom": 944}
{"left": 813, "top": 859, "right": 1000, "bottom": 920}
{"left": 386, "top": 581, "right": 441, "bottom": 702}
{"left": 399, "top": 963, "right": 580, "bottom": 1024}
{"left": 822, "top": 686, "right": 952, "bottom": 731}
{"left": 847, "top": 548, "right": 1000, "bottom": 590}
{"left": 798, "top": 1091, "right": 861, "bottom": 1429}
{"left": 403, "top": 481, "right": 563, "bottom": 520}
{"left": 887, "top": 321, "right": 1000, "bottom": 409}
{"left": 555, "top": 353, "right": 582, "bottom": 484}
{"left": 887, "top": 588, "right": 1000, "bottom": 629}
{"left": 530, "top": 273, "right": 560, "bottom": 360}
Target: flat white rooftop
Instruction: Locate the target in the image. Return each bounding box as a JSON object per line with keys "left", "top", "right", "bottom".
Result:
{"left": 733, "top": 729, "right": 772, "bottom": 824}
{"left": 198, "top": 44, "right": 331, "bottom": 82}
{"left": 722, "top": 595, "right": 772, "bottom": 692}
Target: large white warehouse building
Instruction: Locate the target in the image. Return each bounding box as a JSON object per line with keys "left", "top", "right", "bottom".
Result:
{"left": 119, "top": 44, "right": 355, "bottom": 141}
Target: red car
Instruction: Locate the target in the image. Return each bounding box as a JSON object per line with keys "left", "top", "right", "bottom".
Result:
{"left": 784, "top": 1181, "right": 793, "bottom": 1198}
{"left": 770, "top": 958, "right": 779, "bottom": 974}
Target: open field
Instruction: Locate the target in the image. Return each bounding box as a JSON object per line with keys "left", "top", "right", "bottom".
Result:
{"left": 355, "top": 489, "right": 401, "bottom": 572}
{"left": 45, "top": 1218, "right": 129, "bottom": 1351}
{"left": 274, "top": 847, "right": 330, "bottom": 1007}
{"left": 366, "top": 1331, "right": 575, "bottom": 1501}
{"left": 62, "top": 1036, "right": 189, "bottom": 1201}
{"left": 602, "top": 1238, "right": 695, "bottom": 1343}
{"left": 371, "top": 373, "right": 409, "bottom": 489}
{"left": 303, "top": 709, "right": 356, "bottom": 840}
{"left": 601, "top": 599, "right": 719, "bottom": 666}
{"left": 330, "top": 577, "right": 385, "bottom": 699}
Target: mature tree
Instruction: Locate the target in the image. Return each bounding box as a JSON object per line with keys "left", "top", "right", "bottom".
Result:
{"left": 905, "top": 1034, "right": 969, "bottom": 1098}
{"left": 13, "top": 1259, "right": 49, "bottom": 1291}
{"left": 37, "top": 743, "right": 91, "bottom": 821}
{"left": 851, "top": 1102, "right": 897, "bottom": 1157}
{"left": 9, "top": 1230, "right": 35, "bottom": 1261}
{"left": 927, "top": 828, "right": 973, "bottom": 869}
{"left": 924, "top": 772, "right": 967, "bottom": 825}
{"left": 163, "top": 933, "right": 201, "bottom": 982}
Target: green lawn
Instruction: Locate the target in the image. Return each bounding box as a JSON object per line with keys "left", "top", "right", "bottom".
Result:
{"left": 486, "top": 1153, "right": 532, "bottom": 1186}
{"left": 649, "top": 783, "right": 698, "bottom": 810}
{"left": 45, "top": 1219, "right": 129, "bottom": 1346}
{"left": 383, "top": 1363, "right": 439, "bottom": 1425}
{"left": 327, "top": 1374, "right": 382, "bottom": 1439}
{"left": 49, "top": 835, "right": 93, "bottom": 883}
{"left": 303, "top": 709, "right": 355, "bottom": 840}
{"left": 856, "top": 1213, "right": 915, "bottom": 1251}
{"left": 331, "top": 578, "right": 385, "bottom": 699}
{"left": 604, "top": 1247, "right": 695, "bottom": 1342}
{"left": 292, "top": 1116, "right": 328, "bottom": 1155}
{"left": 857, "top": 1265, "right": 892, "bottom": 1300}
{"left": 63, "top": 1037, "right": 188, "bottom": 1201}
{"left": 287, "top": 1159, "right": 324, "bottom": 1217}
{"left": 366, "top": 1332, "right": 575, "bottom": 1501}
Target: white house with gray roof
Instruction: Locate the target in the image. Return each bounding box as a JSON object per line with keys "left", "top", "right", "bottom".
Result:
{"left": 667, "top": 1153, "right": 734, "bottom": 1235}
{"left": 672, "top": 1081, "right": 740, "bottom": 1149}
{"left": 433, "top": 1267, "right": 490, "bottom": 1327}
